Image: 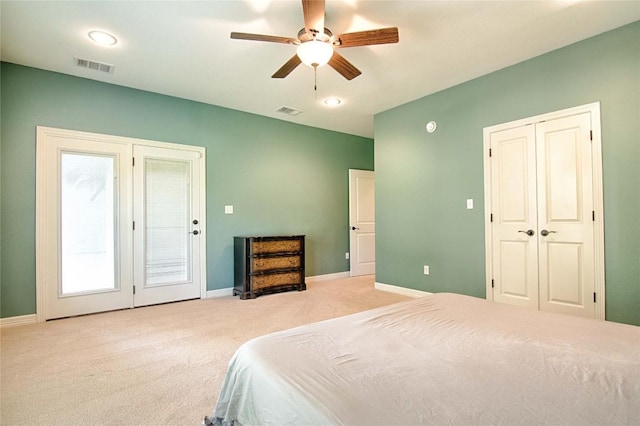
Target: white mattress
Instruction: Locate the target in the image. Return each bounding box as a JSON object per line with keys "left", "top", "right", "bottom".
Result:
{"left": 207, "top": 293, "right": 640, "bottom": 425}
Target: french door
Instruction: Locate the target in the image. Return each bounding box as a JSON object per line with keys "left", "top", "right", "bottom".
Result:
{"left": 132, "top": 145, "right": 202, "bottom": 307}
{"left": 483, "top": 103, "right": 605, "bottom": 320}
{"left": 36, "top": 127, "right": 205, "bottom": 320}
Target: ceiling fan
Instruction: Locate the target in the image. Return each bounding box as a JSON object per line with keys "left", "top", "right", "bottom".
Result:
{"left": 230, "top": 0, "right": 399, "bottom": 80}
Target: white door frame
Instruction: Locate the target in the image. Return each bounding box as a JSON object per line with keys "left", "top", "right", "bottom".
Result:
{"left": 483, "top": 102, "right": 605, "bottom": 320}
{"left": 35, "top": 126, "right": 207, "bottom": 322}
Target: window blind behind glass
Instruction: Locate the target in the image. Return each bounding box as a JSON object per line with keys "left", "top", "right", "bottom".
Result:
{"left": 144, "top": 158, "right": 190, "bottom": 285}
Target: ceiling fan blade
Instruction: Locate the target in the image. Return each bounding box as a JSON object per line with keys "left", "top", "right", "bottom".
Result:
{"left": 335, "top": 27, "right": 399, "bottom": 48}
{"left": 328, "top": 51, "right": 361, "bottom": 80}
{"left": 302, "top": 0, "right": 325, "bottom": 36}
{"left": 272, "top": 55, "right": 302, "bottom": 78}
{"left": 230, "top": 32, "right": 297, "bottom": 45}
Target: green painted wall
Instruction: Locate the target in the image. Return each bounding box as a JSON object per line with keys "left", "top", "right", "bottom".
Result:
{"left": 374, "top": 22, "right": 640, "bottom": 325}
{"left": 0, "top": 63, "right": 373, "bottom": 318}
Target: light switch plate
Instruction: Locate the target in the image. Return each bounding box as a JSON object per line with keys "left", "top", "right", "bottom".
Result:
{"left": 466, "top": 199, "right": 474, "bottom": 209}
{"left": 224, "top": 205, "right": 234, "bottom": 215}
{"left": 424, "top": 265, "right": 430, "bottom": 275}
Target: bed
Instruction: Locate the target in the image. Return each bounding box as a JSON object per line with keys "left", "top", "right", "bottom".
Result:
{"left": 205, "top": 293, "right": 640, "bottom": 425}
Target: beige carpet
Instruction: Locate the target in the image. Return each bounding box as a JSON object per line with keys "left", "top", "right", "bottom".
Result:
{"left": 1, "top": 275, "right": 409, "bottom": 425}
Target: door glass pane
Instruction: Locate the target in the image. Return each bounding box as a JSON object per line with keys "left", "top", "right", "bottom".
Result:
{"left": 61, "top": 153, "right": 116, "bottom": 294}
{"left": 145, "top": 158, "right": 191, "bottom": 286}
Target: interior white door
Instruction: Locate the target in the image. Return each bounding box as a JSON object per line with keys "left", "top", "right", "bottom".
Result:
{"left": 38, "top": 131, "right": 133, "bottom": 320}
{"left": 489, "top": 124, "right": 539, "bottom": 309}
{"left": 349, "top": 169, "right": 375, "bottom": 276}
{"left": 536, "top": 113, "right": 595, "bottom": 318}
{"left": 132, "top": 145, "right": 202, "bottom": 307}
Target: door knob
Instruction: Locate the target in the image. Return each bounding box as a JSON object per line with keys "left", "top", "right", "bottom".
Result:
{"left": 540, "top": 229, "right": 556, "bottom": 237}
{"left": 351, "top": 226, "right": 360, "bottom": 231}
{"left": 192, "top": 219, "right": 199, "bottom": 225}
{"left": 191, "top": 230, "right": 199, "bottom": 235}
{"left": 518, "top": 229, "right": 535, "bottom": 236}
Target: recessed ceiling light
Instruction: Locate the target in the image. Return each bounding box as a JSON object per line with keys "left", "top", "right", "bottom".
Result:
{"left": 323, "top": 97, "right": 342, "bottom": 106}
{"left": 88, "top": 31, "right": 117, "bottom": 46}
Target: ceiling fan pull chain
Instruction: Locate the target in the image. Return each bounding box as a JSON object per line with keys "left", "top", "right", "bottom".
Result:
{"left": 314, "top": 65, "right": 318, "bottom": 99}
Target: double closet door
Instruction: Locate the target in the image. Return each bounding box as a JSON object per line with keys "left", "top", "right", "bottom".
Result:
{"left": 36, "top": 127, "right": 205, "bottom": 320}
{"left": 485, "top": 105, "right": 604, "bottom": 320}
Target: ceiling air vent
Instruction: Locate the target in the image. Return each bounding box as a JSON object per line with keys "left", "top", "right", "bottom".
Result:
{"left": 74, "top": 57, "right": 115, "bottom": 74}
{"left": 276, "top": 106, "right": 303, "bottom": 116}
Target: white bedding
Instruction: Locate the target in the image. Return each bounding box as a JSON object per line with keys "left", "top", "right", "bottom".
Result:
{"left": 206, "top": 293, "right": 640, "bottom": 425}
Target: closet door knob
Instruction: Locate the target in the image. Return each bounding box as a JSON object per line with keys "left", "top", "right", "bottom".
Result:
{"left": 540, "top": 229, "right": 556, "bottom": 237}
{"left": 518, "top": 229, "right": 535, "bottom": 236}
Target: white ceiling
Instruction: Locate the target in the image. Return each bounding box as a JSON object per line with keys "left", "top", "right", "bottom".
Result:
{"left": 1, "top": 1, "right": 639, "bottom": 138}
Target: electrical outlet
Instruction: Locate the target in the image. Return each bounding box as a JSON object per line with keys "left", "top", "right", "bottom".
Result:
{"left": 424, "top": 265, "right": 430, "bottom": 275}
{"left": 345, "top": 252, "right": 350, "bottom": 260}
{"left": 466, "top": 199, "right": 474, "bottom": 209}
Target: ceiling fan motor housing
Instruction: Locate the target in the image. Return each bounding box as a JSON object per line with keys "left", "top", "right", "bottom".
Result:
{"left": 297, "top": 27, "right": 333, "bottom": 43}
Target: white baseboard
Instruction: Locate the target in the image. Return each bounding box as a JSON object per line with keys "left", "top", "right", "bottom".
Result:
{"left": 306, "top": 271, "right": 350, "bottom": 282}
{"left": 206, "top": 288, "right": 234, "bottom": 298}
{"left": 375, "top": 282, "right": 431, "bottom": 298}
{"left": 206, "top": 272, "right": 358, "bottom": 298}
{"left": 206, "top": 272, "right": 351, "bottom": 298}
{"left": 0, "top": 314, "right": 37, "bottom": 328}
{"left": 1, "top": 281, "right": 426, "bottom": 322}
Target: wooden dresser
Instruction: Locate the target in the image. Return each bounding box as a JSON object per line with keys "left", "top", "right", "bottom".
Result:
{"left": 233, "top": 235, "right": 306, "bottom": 299}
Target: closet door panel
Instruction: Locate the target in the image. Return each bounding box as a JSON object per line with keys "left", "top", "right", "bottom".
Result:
{"left": 499, "top": 240, "right": 533, "bottom": 298}
{"left": 489, "top": 125, "right": 538, "bottom": 309}
{"left": 544, "top": 242, "right": 584, "bottom": 305}
{"left": 536, "top": 113, "right": 595, "bottom": 318}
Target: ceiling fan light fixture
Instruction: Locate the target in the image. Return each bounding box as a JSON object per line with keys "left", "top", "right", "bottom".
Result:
{"left": 297, "top": 40, "right": 333, "bottom": 68}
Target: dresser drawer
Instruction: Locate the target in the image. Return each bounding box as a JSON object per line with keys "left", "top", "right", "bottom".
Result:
{"left": 251, "top": 271, "right": 302, "bottom": 291}
{"left": 252, "top": 239, "right": 302, "bottom": 254}
{"left": 252, "top": 255, "right": 301, "bottom": 273}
